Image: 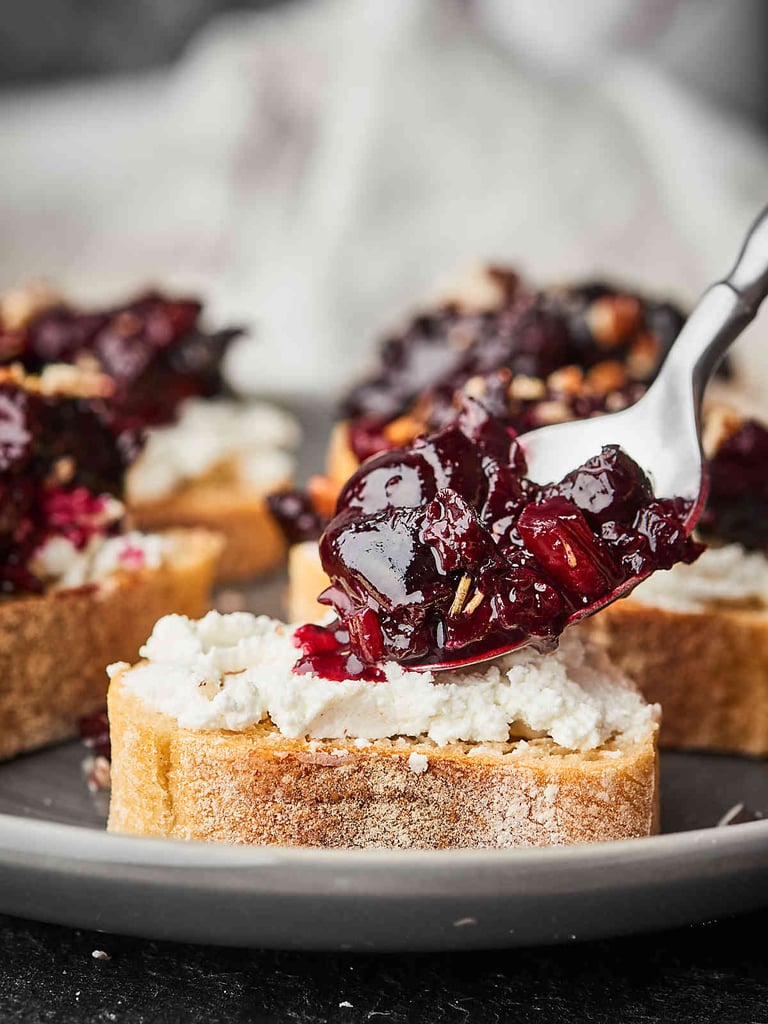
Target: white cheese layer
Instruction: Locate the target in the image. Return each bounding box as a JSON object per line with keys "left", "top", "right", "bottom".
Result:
{"left": 127, "top": 397, "right": 300, "bottom": 502}
{"left": 32, "top": 531, "right": 168, "bottom": 589}
{"left": 629, "top": 544, "right": 768, "bottom": 613}
{"left": 114, "top": 611, "right": 657, "bottom": 751}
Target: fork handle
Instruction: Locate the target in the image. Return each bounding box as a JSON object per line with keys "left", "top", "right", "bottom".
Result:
{"left": 725, "top": 202, "right": 768, "bottom": 312}
{"left": 653, "top": 204, "right": 768, "bottom": 410}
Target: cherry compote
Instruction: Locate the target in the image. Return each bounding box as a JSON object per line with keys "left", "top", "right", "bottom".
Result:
{"left": 699, "top": 418, "right": 768, "bottom": 550}
{"left": 0, "top": 379, "right": 131, "bottom": 595}
{"left": 0, "top": 291, "right": 242, "bottom": 436}
{"left": 297, "top": 399, "right": 702, "bottom": 677}
{"left": 273, "top": 279, "right": 688, "bottom": 551}
{"left": 343, "top": 278, "right": 686, "bottom": 462}
{"left": 267, "top": 489, "right": 327, "bottom": 545}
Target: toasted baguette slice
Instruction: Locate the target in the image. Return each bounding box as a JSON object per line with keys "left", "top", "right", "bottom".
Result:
{"left": 131, "top": 475, "right": 286, "bottom": 584}
{"left": 585, "top": 599, "right": 768, "bottom": 756}
{"left": 107, "top": 676, "right": 658, "bottom": 849}
{"left": 326, "top": 420, "right": 361, "bottom": 486}
{"left": 0, "top": 530, "right": 222, "bottom": 761}
{"left": 281, "top": 423, "right": 355, "bottom": 621}
{"left": 286, "top": 540, "right": 332, "bottom": 623}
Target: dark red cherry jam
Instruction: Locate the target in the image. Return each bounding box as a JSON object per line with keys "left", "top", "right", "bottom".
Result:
{"left": 78, "top": 711, "right": 111, "bottom": 759}
{"left": 342, "top": 277, "right": 687, "bottom": 462}
{"left": 699, "top": 418, "right": 768, "bottom": 550}
{"left": 267, "top": 489, "right": 327, "bottom": 545}
{"left": 270, "top": 277, "right": 688, "bottom": 552}
{"left": 296, "top": 400, "right": 701, "bottom": 677}
{"left": 0, "top": 378, "right": 131, "bottom": 595}
{"left": 293, "top": 623, "right": 385, "bottom": 682}
{"left": 0, "top": 291, "right": 242, "bottom": 435}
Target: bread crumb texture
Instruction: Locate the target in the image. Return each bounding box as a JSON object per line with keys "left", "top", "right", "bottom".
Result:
{"left": 108, "top": 683, "right": 659, "bottom": 849}
{"left": 0, "top": 529, "right": 221, "bottom": 761}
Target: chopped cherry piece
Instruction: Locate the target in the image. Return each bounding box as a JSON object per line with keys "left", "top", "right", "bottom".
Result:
{"left": 346, "top": 608, "right": 386, "bottom": 664}
{"left": 443, "top": 592, "right": 494, "bottom": 649}
{"left": 298, "top": 402, "right": 698, "bottom": 676}
{"left": 337, "top": 448, "right": 440, "bottom": 516}
{"left": 320, "top": 508, "right": 453, "bottom": 611}
{"left": 292, "top": 620, "right": 386, "bottom": 681}
{"left": 26, "top": 308, "right": 106, "bottom": 364}
{"left": 41, "top": 398, "right": 135, "bottom": 497}
{"left": 421, "top": 490, "right": 502, "bottom": 575}
{"left": 499, "top": 304, "right": 573, "bottom": 380}
{"left": 517, "top": 496, "right": 619, "bottom": 603}
{"left": 699, "top": 419, "right": 768, "bottom": 550}
{"left": 337, "top": 426, "right": 489, "bottom": 516}
{"left": 478, "top": 456, "right": 527, "bottom": 544}
{"left": 456, "top": 396, "right": 523, "bottom": 468}
{"left": 490, "top": 567, "right": 566, "bottom": 635}
{"left": 293, "top": 649, "right": 386, "bottom": 682}
{"left": 347, "top": 417, "right": 395, "bottom": 463}
{"left": 600, "top": 498, "right": 702, "bottom": 576}
{"left": 549, "top": 445, "right": 654, "bottom": 528}
{"left": 632, "top": 499, "right": 703, "bottom": 570}
{"left": 267, "top": 489, "right": 327, "bottom": 545}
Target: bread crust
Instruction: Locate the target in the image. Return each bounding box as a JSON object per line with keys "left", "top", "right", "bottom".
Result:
{"left": 585, "top": 599, "right": 768, "bottom": 756}
{"left": 286, "top": 420, "right": 355, "bottom": 621}
{"left": 131, "top": 478, "right": 287, "bottom": 584}
{"left": 326, "top": 421, "right": 360, "bottom": 487}
{"left": 0, "top": 529, "right": 222, "bottom": 761}
{"left": 107, "top": 677, "right": 658, "bottom": 849}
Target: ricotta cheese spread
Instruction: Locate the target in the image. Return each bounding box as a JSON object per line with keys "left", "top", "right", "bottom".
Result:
{"left": 33, "top": 531, "right": 168, "bottom": 589}
{"left": 127, "top": 398, "right": 300, "bottom": 503}
{"left": 629, "top": 544, "right": 768, "bottom": 613}
{"left": 113, "top": 611, "right": 657, "bottom": 750}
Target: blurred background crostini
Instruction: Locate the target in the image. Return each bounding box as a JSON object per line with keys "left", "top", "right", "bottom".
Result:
{"left": 0, "top": 0, "right": 767, "bottom": 402}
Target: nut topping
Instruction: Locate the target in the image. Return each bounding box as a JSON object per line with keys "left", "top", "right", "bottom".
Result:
{"left": 587, "top": 295, "right": 642, "bottom": 348}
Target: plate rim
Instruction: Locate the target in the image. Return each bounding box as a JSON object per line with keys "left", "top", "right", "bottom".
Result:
{"left": 2, "top": 741, "right": 768, "bottom": 947}
{"left": 2, "top": 808, "right": 767, "bottom": 873}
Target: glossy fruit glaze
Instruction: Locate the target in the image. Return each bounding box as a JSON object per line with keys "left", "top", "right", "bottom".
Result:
{"left": 0, "top": 291, "right": 242, "bottom": 435}
{"left": 294, "top": 400, "right": 702, "bottom": 677}
{"left": 267, "top": 489, "right": 327, "bottom": 546}
{"left": 700, "top": 418, "right": 768, "bottom": 550}
{"left": 268, "top": 276, "right": 686, "bottom": 547}
{"left": 343, "top": 276, "right": 686, "bottom": 461}
{"left": 0, "top": 381, "right": 130, "bottom": 594}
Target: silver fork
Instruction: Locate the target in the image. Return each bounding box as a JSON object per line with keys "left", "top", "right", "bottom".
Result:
{"left": 522, "top": 204, "right": 768, "bottom": 514}
{"left": 424, "top": 204, "right": 768, "bottom": 671}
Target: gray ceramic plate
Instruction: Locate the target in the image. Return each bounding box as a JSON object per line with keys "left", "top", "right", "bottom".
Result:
{"left": 0, "top": 554, "right": 767, "bottom": 953}
{"left": 0, "top": 396, "right": 766, "bottom": 951}
{"left": 0, "top": 739, "right": 767, "bottom": 950}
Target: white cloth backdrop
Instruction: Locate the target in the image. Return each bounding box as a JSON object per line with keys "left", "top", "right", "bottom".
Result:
{"left": 0, "top": 0, "right": 766, "bottom": 402}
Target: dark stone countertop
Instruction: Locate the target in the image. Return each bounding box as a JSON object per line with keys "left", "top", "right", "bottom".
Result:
{"left": 0, "top": 907, "right": 765, "bottom": 1023}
